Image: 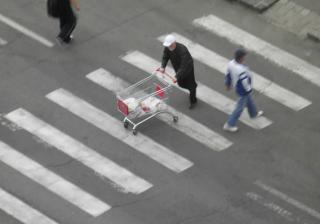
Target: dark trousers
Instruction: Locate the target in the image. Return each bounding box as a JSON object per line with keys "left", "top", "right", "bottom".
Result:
{"left": 58, "top": 11, "right": 76, "bottom": 42}
{"left": 189, "top": 87, "right": 197, "bottom": 104}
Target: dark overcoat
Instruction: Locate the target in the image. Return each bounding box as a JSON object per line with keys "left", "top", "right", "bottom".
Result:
{"left": 59, "top": 0, "right": 74, "bottom": 18}
{"left": 161, "top": 42, "right": 197, "bottom": 89}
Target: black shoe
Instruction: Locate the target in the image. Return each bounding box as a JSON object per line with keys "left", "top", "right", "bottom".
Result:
{"left": 189, "top": 102, "right": 197, "bottom": 110}
{"left": 56, "top": 36, "right": 71, "bottom": 46}
{"left": 65, "top": 35, "right": 74, "bottom": 44}
{"left": 56, "top": 36, "right": 65, "bottom": 45}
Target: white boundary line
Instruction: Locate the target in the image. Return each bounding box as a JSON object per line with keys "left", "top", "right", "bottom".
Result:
{"left": 255, "top": 180, "right": 320, "bottom": 220}
{"left": 246, "top": 192, "right": 305, "bottom": 223}
{"left": 0, "top": 13, "right": 54, "bottom": 47}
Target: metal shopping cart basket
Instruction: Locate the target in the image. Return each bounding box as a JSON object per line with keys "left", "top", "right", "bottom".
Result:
{"left": 116, "top": 70, "right": 178, "bottom": 135}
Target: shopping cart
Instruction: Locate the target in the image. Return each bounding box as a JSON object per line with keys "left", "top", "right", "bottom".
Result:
{"left": 117, "top": 69, "right": 178, "bottom": 135}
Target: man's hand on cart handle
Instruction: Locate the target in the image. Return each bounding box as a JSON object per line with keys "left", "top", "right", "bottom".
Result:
{"left": 156, "top": 67, "right": 177, "bottom": 83}
{"left": 172, "top": 77, "right": 177, "bottom": 83}
{"left": 157, "top": 67, "right": 165, "bottom": 73}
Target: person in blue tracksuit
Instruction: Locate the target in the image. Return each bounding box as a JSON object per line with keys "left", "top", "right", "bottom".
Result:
{"left": 223, "top": 48, "right": 263, "bottom": 132}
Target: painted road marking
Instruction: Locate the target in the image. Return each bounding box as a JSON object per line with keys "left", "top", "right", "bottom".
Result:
{"left": 46, "top": 89, "right": 193, "bottom": 172}
{"left": 5, "top": 108, "right": 152, "bottom": 194}
{"left": 0, "top": 140, "right": 110, "bottom": 216}
{"left": 0, "top": 13, "right": 54, "bottom": 47}
{"left": 246, "top": 192, "right": 308, "bottom": 223}
{"left": 0, "top": 187, "right": 59, "bottom": 224}
{"left": 121, "top": 50, "right": 272, "bottom": 129}
{"left": 86, "top": 68, "right": 232, "bottom": 151}
{"left": 255, "top": 180, "right": 320, "bottom": 221}
{"left": 193, "top": 14, "right": 320, "bottom": 88}
{"left": 158, "top": 33, "right": 311, "bottom": 111}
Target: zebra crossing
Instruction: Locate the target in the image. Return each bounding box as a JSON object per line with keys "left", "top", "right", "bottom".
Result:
{"left": 86, "top": 68, "right": 232, "bottom": 151}
{"left": 0, "top": 141, "right": 111, "bottom": 217}
{"left": 46, "top": 88, "right": 194, "bottom": 173}
{"left": 0, "top": 186, "right": 59, "bottom": 224}
{"left": 157, "top": 33, "right": 311, "bottom": 111}
{"left": 193, "top": 14, "right": 320, "bottom": 88}
{"left": 5, "top": 108, "right": 153, "bottom": 194}
{"left": 0, "top": 13, "right": 317, "bottom": 224}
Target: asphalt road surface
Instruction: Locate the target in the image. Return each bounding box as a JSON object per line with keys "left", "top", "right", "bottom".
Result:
{"left": 0, "top": 0, "right": 319, "bottom": 224}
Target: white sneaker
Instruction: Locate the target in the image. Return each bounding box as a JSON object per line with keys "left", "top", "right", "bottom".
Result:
{"left": 255, "top": 110, "right": 264, "bottom": 118}
{"left": 223, "top": 123, "right": 238, "bottom": 132}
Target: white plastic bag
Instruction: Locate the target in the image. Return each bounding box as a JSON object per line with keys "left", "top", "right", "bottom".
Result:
{"left": 124, "top": 97, "right": 139, "bottom": 112}
{"left": 140, "top": 97, "right": 164, "bottom": 113}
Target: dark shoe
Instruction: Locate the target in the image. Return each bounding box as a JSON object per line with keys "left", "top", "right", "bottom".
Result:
{"left": 65, "top": 35, "right": 74, "bottom": 44}
{"left": 189, "top": 102, "right": 197, "bottom": 110}
{"left": 56, "top": 36, "right": 71, "bottom": 46}
{"left": 56, "top": 36, "right": 65, "bottom": 46}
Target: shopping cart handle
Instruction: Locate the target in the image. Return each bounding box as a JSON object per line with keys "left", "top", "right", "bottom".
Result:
{"left": 155, "top": 68, "right": 177, "bottom": 83}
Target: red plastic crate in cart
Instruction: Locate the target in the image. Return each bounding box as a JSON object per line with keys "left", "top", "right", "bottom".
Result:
{"left": 117, "top": 99, "right": 129, "bottom": 116}
{"left": 115, "top": 69, "right": 178, "bottom": 135}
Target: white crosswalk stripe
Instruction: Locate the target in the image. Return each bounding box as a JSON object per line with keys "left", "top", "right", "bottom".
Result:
{"left": 0, "top": 37, "right": 7, "bottom": 45}
{"left": 121, "top": 51, "right": 272, "bottom": 129}
{"left": 0, "top": 140, "right": 110, "bottom": 217}
{"left": 157, "top": 33, "right": 312, "bottom": 111}
{"left": 193, "top": 14, "right": 320, "bottom": 88}
{"left": 0, "top": 13, "right": 54, "bottom": 47}
{"left": 5, "top": 108, "right": 152, "bottom": 195}
{"left": 0, "top": 187, "right": 59, "bottom": 224}
{"left": 46, "top": 88, "right": 193, "bottom": 173}
{"left": 86, "top": 68, "right": 232, "bottom": 151}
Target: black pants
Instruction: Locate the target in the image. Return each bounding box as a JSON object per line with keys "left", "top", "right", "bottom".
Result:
{"left": 189, "top": 87, "right": 197, "bottom": 104}
{"left": 58, "top": 11, "right": 76, "bottom": 42}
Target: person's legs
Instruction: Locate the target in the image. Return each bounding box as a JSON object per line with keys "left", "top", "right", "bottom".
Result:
{"left": 58, "top": 12, "right": 76, "bottom": 43}
{"left": 59, "top": 17, "right": 64, "bottom": 30}
{"left": 246, "top": 94, "right": 264, "bottom": 118}
{"left": 64, "top": 14, "right": 76, "bottom": 43}
{"left": 189, "top": 87, "right": 197, "bottom": 109}
{"left": 227, "top": 95, "right": 247, "bottom": 127}
{"left": 57, "top": 16, "right": 67, "bottom": 40}
{"left": 246, "top": 94, "right": 257, "bottom": 118}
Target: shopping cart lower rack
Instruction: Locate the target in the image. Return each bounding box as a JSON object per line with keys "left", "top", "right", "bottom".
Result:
{"left": 116, "top": 70, "right": 178, "bottom": 135}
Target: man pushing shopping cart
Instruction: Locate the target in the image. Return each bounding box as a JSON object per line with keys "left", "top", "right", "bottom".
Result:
{"left": 159, "top": 34, "right": 198, "bottom": 110}
{"left": 117, "top": 34, "right": 198, "bottom": 135}
{"left": 117, "top": 69, "right": 178, "bottom": 135}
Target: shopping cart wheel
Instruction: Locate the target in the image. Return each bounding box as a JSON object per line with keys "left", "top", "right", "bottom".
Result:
{"left": 173, "top": 116, "right": 178, "bottom": 123}
{"left": 123, "top": 121, "right": 129, "bottom": 129}
{"left": 132, "top": 129, "right": 138, "bottom": 135}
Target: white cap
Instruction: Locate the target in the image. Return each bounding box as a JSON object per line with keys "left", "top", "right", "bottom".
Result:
{"left": 163, "top": 34, "right": 176, "bottom": 47}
